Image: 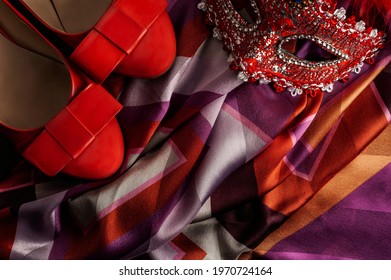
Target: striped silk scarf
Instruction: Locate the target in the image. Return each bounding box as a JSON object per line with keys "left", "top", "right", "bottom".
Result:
{"left": 0, "top": 0, "right": 390, "bottom": 259}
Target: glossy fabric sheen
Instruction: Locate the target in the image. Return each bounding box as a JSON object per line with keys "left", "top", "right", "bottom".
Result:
{"left": 0, "top": 0, "right": 390, "bottom": 260}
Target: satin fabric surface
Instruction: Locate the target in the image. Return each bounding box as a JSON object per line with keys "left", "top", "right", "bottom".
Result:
{"left": 0, "top": 0, "right": 390, "bottom": 259}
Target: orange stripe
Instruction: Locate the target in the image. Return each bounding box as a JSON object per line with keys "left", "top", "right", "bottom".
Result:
{"left": 262, "top": 171, "right": 313, "bottom": 216}
{"left": 311, "top": 85, "right": 389, "bottom": 189}
{"left": 254, "top": 132, "right": 293, "bottom": 196}
{"left": 363, "top": 125, "right": 391, "bottom": 156}
{"left": 241, "top": 125, "right": 391, "bottom": 258}
{"left": 254, "top": 95, "right": 322, "bottom": 196}
{"left": 342, "top": 86, "right": 389, "bottom": 150}
{"left": 303, "top": 65, "right": 386, "bottom": 149}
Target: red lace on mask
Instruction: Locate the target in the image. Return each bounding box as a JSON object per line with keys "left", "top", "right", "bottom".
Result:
{"left": 198, "top": 0, "right": 386, "bottom": 96}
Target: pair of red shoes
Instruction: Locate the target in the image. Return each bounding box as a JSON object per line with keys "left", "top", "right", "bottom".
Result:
{"left": 0, "top": 0, "right": 176, "bottom": 180}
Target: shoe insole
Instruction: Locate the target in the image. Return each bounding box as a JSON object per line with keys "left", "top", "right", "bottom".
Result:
{"left": 0, "top": 2, "right": 71, "bottom": 130}
{"left": 23, "top": 0, "right": 112, "bottom": 33}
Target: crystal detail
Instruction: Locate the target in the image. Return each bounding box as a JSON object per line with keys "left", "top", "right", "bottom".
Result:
{"left": 200, "top": 0, "right": 385, "bottom": 96}
{"left": 288, "top": 87, "right": 303, "bottom": 96}
{"left": 197, "top": 2, "right": 207, "bottom": 11}
{"left": 259, "top": 78, "right": 271, "bottom": 84}
{"left": 323, "top": 84, "right": 334, "bottom": 93}
{"left": 355, "top": 21, "right": 366, "bottom": 32}
{"left": 213, "top": 28, "right": 222, "bottom": 40}
{"left": 334, "top": 8, "right": 346, "bottom": 20}
{"left": 370, "top": 29, "right": 378, "bottom": 38}
{"left": 237, "top": 71, "right": 248, "bottom": 82}
{"left": 353, "top": 62, "right": 364, "bottom": 74}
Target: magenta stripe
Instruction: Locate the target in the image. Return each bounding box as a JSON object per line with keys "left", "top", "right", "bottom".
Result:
{"left": 288, "top": 114, "right": 316, "bottom": 145}
{"left": 170, "top": 242, "right": 186, "bottom": 260}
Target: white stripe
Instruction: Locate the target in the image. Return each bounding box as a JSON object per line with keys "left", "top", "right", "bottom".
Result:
{"left": 68, "top": 140, "right": 186, "bottom": 230}
{"left": 174, "top": 38, "right": 242, "bottom": 96}
{"left": 183, "top": 218, "right": 250, "bottom": 260}
{"left": 194, "top": 109, "right": 266, "bottom": 196}
{"left": 10, "top": 192, "right": 66, "bottom": 259}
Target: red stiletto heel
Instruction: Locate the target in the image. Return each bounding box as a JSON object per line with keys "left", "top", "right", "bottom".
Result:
{"left": 0, "top": 1, "right": 124, "bottom": 179}
{"left": 8, "top": 0, "right": 177, "bottom": 83}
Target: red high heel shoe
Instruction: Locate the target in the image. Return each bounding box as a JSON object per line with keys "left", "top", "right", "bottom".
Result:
{"left": 0, "top": 1, "right": 124, "bottom": 180}
{"left": 9, "top": 0, "right": 177, "bottom": 83}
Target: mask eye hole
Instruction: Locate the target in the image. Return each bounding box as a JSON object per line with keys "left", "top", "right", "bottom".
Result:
{"left": 229, "top": 0, "right": 261, "bottom": 25}
{"left": 238, "top": 7, "right": 256, "bottom": 24}
{"left": 288, "top": 0, "right": 314, "bottom": 8}
{"left": 281, "top": 38, "right": 339, "bottom": 62}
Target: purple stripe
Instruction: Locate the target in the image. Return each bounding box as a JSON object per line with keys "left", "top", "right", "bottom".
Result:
{"left": 286, "top": 119, "right": 340, "bottom": 179}
{"left": 211, "top": 160, "right": 287, "bottom": 248}
{"left": 336, "top": 164, "right": 391, "bottom": 214}
{"left": 93, "top": 181, "right": 198, "bottom": 259}
{"left": 168, "top": 0, "right": 201, "bottom": 27}
{"left": 118, "top": 102, "right": 170, "bottom": 124}
{"left": 264, "top": 252, "right": 353, "bottom": 260}
{"left": 125, "top": 180, "right": 206, "bottom": 259}
{"left": 225, "top": 83, "right": 298, "bottom": 139}
{"left": 189, "top": 113, "right": 213, "bottom": 143}
{"left": 11, "top": 191, "right": 66, "bottom": 259}
{"left": 265, "top": 163, "right": 391, "bottom": 260}
{"left": 285, "top": 141, "right": 312, "bottom": 174}
{"left": 288, "top": 115, "right": 315, "bottom": 144}
{"left": 166, "top": 91, "right": 222, "bottom": 117}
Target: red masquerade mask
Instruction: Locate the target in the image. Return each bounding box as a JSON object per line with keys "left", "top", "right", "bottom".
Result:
{"left": 198, "top": 0, "right": 386, "bottom": 96}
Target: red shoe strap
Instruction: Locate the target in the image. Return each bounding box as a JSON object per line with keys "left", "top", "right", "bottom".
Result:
{"left": 22, "top": 84, "right": 122, "bottom": 176}
{"left": 70, "top": 0, "right": 168, "bottom": 82}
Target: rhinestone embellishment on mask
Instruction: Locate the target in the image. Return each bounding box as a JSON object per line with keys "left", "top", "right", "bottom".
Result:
{"left": 198, "top": 0, "right": 386, "bottom": 96}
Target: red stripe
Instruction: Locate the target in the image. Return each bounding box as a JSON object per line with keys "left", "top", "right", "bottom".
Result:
{"left": 64, "top": 125, "right": 206, "bottom": 259}
{"left": 254, "top": 95, "right": 322, "bottom": 196}
{"left": 0, "top": 208, "right": 18, "bottom": 259}
{"left": 312, "top": 86, "right": 389, "bottom": 189}
{"left": 172, "top": 233, "right": 207, "bottom": 260}
{"left": 177, "top": 14, "right": 209, "bottom": 57}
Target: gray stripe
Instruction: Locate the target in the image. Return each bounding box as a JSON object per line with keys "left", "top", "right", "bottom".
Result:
{"left": 10, "top": 191, "right": 66, "bottom": 259}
